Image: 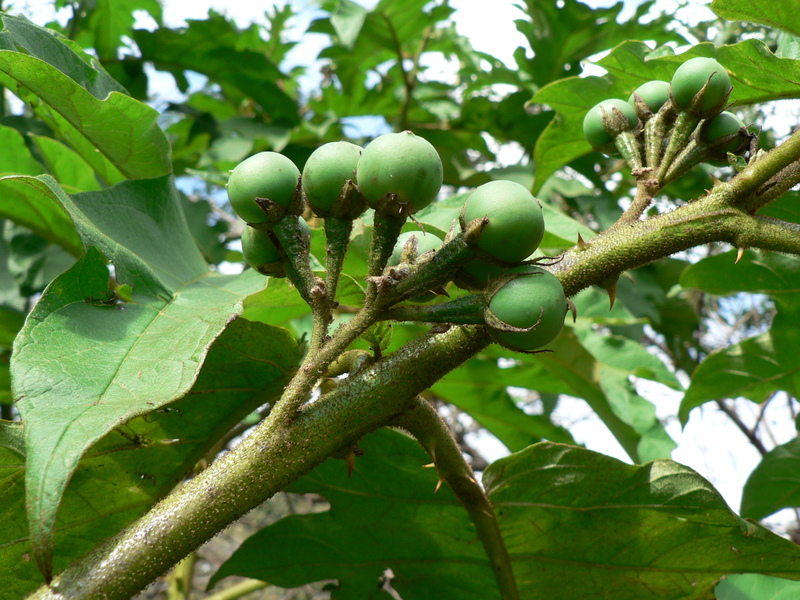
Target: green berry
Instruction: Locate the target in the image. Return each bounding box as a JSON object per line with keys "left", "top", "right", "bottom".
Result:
{"left": 241, "top": 218, "right": 310, "bottom": 276}
{"left": 356, "top": 131, "right": 443, "bottom": 213}
{"left": 227, "top": 152, "right": 300, "bottom": 223}
{"left": 582, "top": 99, "right": 638, "bottom": 148}
{"left": 670, "top": 57, "right": 731, "bottom": 112}
{"left": 462, "top": 180, "right": 545, "bottom": 263}
{"left": 302, "top": 141, "right": 363, "bottom": 217}
{"left": 706, "top": 111, "right": 745, "bottom": 153}
{"left": 241, "top": 226, "right": 280, "bottom": 274}
{"left": 628, "top": 80, "right": 671, "bottom": 113}
{"left": 487, "top": 267, "right": 567, "bottom": 351}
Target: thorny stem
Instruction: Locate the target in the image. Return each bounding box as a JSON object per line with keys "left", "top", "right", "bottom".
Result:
{"left": 391, "top": 397, "right": 520, "bottom": 600}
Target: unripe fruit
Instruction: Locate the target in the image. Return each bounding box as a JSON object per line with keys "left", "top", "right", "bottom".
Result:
{"left": 462, "top": 180, "right": 544, "bottom": 263}
{"left": 241, "top": 226, "right": 280, "bottom": 274}
{"left": 388, "top": 231, "right": 444, "bottom": 266}
{"left": 670, "top": 57, "right": 731, "bottom": 112}
{"left": 227, "top": 152, "right": 300, "bottom": 223}
{"left": 705, "top": 111, "right": 745, "bottom": 153}
{"left": 241, "top": 218, "right": 310, "bottom": 276}
{"left": 628, "top": 80, "right": 670, "bottom": 113}
{"left": 487, "top": 267, "right": 567, "bottom": 351}
{"left": 302, "top": 141, "right": 363, "bottom": 217}
{"left": 356, "top": 131, "right": 443, "bottom": 213}
{"left": 582, "top": 99, "right": 638, "bottom": 148}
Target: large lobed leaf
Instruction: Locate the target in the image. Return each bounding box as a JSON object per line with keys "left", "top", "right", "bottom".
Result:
{"left": 10, "top": 175, "right": 268, "bottom": 579}
{"left": 211, "top": 430, "right": 800, "bottom": 599}
{"left": 1, "top": 318, "right": 301, "bottom": 596}
{"left": 711, "top": 0, "right": 800, "bottom": 37}
{"left": 0, "top": 14, "right": 171, "bottom": 182}
{"left": 484, "top": 443, "right": 800, "bottom": 599}
{"left": 209, "top": 428, "right": 499, "bottom": 599}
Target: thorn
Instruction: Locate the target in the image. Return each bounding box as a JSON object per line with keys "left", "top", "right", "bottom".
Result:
{"left": 735, "top": 247, "right": 746, "bottom": 264}
{"left": 422, "top": 462, "right": 436, "bottom": 468}
{"left": 345, "top": 451, "right": 356, "bottom": 478}
{"left": 599, "top": 276, "right": 619, "bottom": 310}
{"left": 576, "top": 233, "right": 587, "bottom": 250}
{"left": 434, "top": 477, "right": 444, "bottom": 493}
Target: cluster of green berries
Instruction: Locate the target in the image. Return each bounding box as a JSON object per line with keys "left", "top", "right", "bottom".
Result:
{"left": 582, "top": 57, "right": 747, "bottom": 177}
{"left": 226, "top": 131, "right": 569, "bottom": 352}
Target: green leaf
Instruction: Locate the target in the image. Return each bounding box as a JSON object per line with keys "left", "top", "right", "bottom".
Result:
{"left": 1, "top": 318, "right": 300, "bottom": 597}
{"left": 514, "top": 0, "right": 685, "bottom": 89}
{"left": 711, "top": 0, "right": 800, "bottom": 37}
{"left": 9, "top": 173, "right": 270, "bottom": 578}
{"left": 520, "top": 325, "right": 677, "bottom": 463}
{"left": 13, "top": 247, "right": 268, "bottom": 579}
{"left": 4, "top": 222, "right": 76, "bottom": 297}
{"left": 679, "top": 305, "right": 800, "bottom": 424}
{"left": 361, "top": 320, "right": 392, "bottom": 354}
{"left": 681, "top": 250, "right": 800, "bottom": 308}
{"left": 432, "top": 356, "right": 575, "bottom": 451}
{"left": 82, "top": 0, "right": 162, "bottom": 60}
{"left": 133, "top": 12, "right": 299, "bottom": 126}
{"left": 484, "top": 442, "right": 800, "bottom": 600}
{"left": 209, "top": 428, "right": 498, "bottom": 599}
{"left": 0, "top": 124, "right": 44, "bottom": 176}
{"left": 0, "top": 176, "right": 83, "bottom": 257}
{"left": 741, "top": 436, "right": 800, "bottom": 520}
{"left": 330, "top": 0, "right": 369, "bottom": 50}
{"left": 59, "top": 176, "right": 209, "bottom": 301}
{"left": 759, "top": 192, "right": 800, "bottom": 224}
{"left": 29, "top": 135, "right": 102, "bottom": 192}
{"left": 716, "top": 573, "right": 800, "bottom": 600}
{"left": 0, "top": 15, "right": 171, "bottom": 180}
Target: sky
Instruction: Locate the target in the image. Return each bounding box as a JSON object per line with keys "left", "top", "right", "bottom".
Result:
{"left": 4, "top": 0, "right": 795, "bottom": 531}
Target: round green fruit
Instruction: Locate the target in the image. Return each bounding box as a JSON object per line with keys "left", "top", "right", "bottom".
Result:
{"left": 706, "top": 111, "right": 745, "bottom": 153}
{"left": 389, "top": 230, "right": 444, "bottom": 266}
{"left": 356, "top": 131, "right": 443, "bottom": 213}
{"left": 487, "top": 267, "right": 567, "bottom": 351}
{"left": 462, "top": 180, "right": 544, "bottom": 263}
{"left": 582, "top": 99, "right": 638, "bottom": 148}
{"left": 241, "top": 225, "right": 280, "bottom": 274}
{"left": 628, "top": 80, "right": 670, "bottom": 113}
{"left": 670, "top": 57, "right": 731, "bottom": 112}
{"left": 302, "top": 141, "right": 363, "bottom": 217}
{"left": 227, "top": 152, "right": 300, "bottom": 224}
